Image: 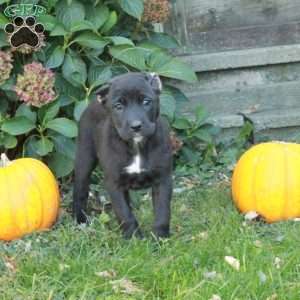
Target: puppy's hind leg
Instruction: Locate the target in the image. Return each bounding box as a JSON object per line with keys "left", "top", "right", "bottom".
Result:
{"left": 73, "top": 126, "right": 97, "bottom": 224}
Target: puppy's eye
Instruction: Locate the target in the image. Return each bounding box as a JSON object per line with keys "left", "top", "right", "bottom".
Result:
{"left": 114, "top": 103, "right": 124, "bottom": 111}
{"left": 143, "top": 98, "right": 152, "bottom": 106}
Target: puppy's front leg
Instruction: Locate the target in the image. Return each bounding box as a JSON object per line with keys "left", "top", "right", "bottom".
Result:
{"left": 105, "top": 182, "right": 140, "bottom": 238}
{"left": 152, "top": 175, "right": 172, "bottom": 238}
{"left": 73, "top": 130, "right": 97, "bottom": 224}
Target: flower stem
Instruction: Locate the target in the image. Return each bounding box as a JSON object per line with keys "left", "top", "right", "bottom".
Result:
{"left": 0, "top": 153, "right": 11, "bottom": 167}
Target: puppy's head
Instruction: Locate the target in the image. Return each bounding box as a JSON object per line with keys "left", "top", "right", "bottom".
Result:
{"left": 96, "top": 72, "right": 162, "bottom": 143}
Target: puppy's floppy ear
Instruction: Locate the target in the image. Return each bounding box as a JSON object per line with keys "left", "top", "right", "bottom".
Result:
{"left": 144, "top": 72, "right": 162, "bottom": 94}
{"left": 96, "top": 83, "right": 110, "bottom": 104}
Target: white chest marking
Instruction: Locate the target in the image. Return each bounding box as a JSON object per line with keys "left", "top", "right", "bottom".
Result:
{"left": 125, "top": 154, "right": 143, "bottom": 174}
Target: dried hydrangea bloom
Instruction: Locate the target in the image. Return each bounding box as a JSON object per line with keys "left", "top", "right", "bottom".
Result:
{"left": 0, "top": 51, "right": 13, "bottom": 84}
{"left": 170, "top": 131, "right": 183, "bottom": 154}
{"left": 142, "top": 0, "right": 171, "bottom": 23}
{"left": 15, "top": 62, "right": 56, "bottom": 107}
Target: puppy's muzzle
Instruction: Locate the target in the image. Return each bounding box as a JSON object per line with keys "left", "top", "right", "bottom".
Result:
{"left": 130, "top": 120, "right": 142, "bottom": 133}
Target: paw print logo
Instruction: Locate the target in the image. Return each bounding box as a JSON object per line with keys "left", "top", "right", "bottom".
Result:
{"left": 4, "top": 16, "right": 45, "bottom": 52}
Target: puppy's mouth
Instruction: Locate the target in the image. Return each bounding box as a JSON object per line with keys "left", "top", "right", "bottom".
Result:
{"left": 116, "top": 123, "right": 156, "bottom": 142}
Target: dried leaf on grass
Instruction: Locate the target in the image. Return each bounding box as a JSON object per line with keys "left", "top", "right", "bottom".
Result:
{"left": 224, "top": 256, "right": 240, "bottom": 271}
{"left": 95, "top": 270, "right": 117, "bottom": 279}
{"left": 110, "top": 278, "right": 144, "bottom": 295}
{"left": 244, "top": 211, "right": 259, "bottom": 221}
{"left": 274, "top": 257, "right": 282, "bottom": 269}
{"left": 3, "top": 256, "right": 17, "bottom": 273}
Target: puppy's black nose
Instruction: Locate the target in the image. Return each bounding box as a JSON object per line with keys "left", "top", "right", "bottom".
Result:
{"left": 130, "top": 120, "right": 142, "bottom": 132}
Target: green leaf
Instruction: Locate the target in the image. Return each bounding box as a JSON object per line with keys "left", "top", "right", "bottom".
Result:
{"left": 0, "top": 77, "right": 15, "bottom": 91}
{"left": 46, "top": 46, "right": 65, "bottom": 69}
{"left": 23, "top": 136, "right": 40, "bottom": 159}
{"left": 56, "top": 0, "right": 85, "bottom": 31}
{"left": 0, "top": 31, "right": 9, "bottom": 47}
{"left": 38, "top": 14, "right": 57, "bottom": 31}
{"left": 3, "top": 134, "right": 17, "bottom": 149}
{"left": 101, "top": 11, "right": 117, "bottom": 34}
{"left": 62, "top": 52, "right": 87, "bottom": 87}
{"left": 160, "top": 92, "right": 176, "bottom": 120}
{"left": 109, "top": 45, "right": 149, "bottom": 70}
{"left": 148, "top": 32, "right": 180, "bottom": 49}
{"left": 0, "top": 13, "right": 9, "bottom": 29}
{"left": 148, "top": 50, "right": 197, "bottom": 82}
{"left": 16, "top": 104, "right": 37, "bottom": 123}
{"left": 109, "top": 36, "right": 134, "bottom": 46}
{"left": 73, "top": 32, "right": 108, "bottom": 50}
{"left": 57, "top": 94, "right": 75, "bottom": 107}
{"left": 47, "top": 152, "right": 74, "bottom": 178}
{"left": 86, "top": 4, "right": 109, "bottom": 29}
{"left": 182, "top": 146, "right": 199, "bottom": 164}
{"left": 46, "top": 118, "right": 78, "bottom": 138}
{"left": 88, "top": 66, "right": 112, "bottom": 89}
{"left": 172, "top": 117, "right": 190, "bottom": 130}
{"left": 41, "top": 0, "right": 59, "bottom": 10}
{"left": 119, "top": 0, "right": 144, "bottom": 20}
{"left": 1, "top": 116, "right": 35, "bottom": 136}
{"left": 74, "top": 101, "right": 88, "bottom": 122}
{"left": 195, "top": 105, "right": 208, "bottom": 125}
{"left": 70, "top": 20, "right": 95, "bottom": 32}
{"left": 147, "top": 50, "right": 172, "bottom": 69}
{"left": 50, "top": 23, "right": 68, "bottom": 36}
{"left": 164, "top": 85, "right": 189, "bottom": 103}
{"left": 38, "top": 100, "right": 60, "bottom": 124}
{"left": 49, "top": 133, "right": 76, "bottom": 159}
{"left": 55, "top": 73, "right": 85, "bottom": 100}
{"left": 35, "top": 137, "right": 54, "bottom": 156}
{"left": 0, "top": 98, "right": 8, "bottom": 115}
{"left": 193, "top": 129, "right": 212, "bottom": 143}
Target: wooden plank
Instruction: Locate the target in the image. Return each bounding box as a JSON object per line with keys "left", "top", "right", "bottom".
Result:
{"left": 177, "top": 44, "right": 300, "bottom": 71}
{"left": 207, "top": 114, "right": 244, "bottom": 129}
{"left": 248, "top": 108, "right": 300, "bottom": 131}
{"left": 182, "top": 81, "right": 300, "bottom": 116}
{"left": 182, "top": 0, "right": 300, "bottom": 32}
{"left": 176, "top": 61, "right": 300, "bottom": 91}
{"left": 186, "top": 22, "right": 300, "bottom": 53}
{"left": 254, "top": 127, "right": 300, "bottom": 142}
{"left": 168, "top": 0, "right": 300, "bottom": 54}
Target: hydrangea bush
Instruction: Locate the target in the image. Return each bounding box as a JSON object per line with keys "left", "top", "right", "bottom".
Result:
{"left": 0, "top": 0, "right": 197, "bottom": 178}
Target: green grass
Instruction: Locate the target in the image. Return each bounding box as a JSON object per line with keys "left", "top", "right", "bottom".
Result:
{"left": 1, "top": 184, "right": 300, "bottom": 300}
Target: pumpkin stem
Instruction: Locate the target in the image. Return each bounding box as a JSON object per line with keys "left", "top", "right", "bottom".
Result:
{"left": 0, "top": 153, "right": 12, "bottom": 167}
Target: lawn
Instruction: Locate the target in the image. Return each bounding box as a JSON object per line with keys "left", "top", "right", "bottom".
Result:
{"left": 1, "top": 182, "right": 300, "bottom": 300}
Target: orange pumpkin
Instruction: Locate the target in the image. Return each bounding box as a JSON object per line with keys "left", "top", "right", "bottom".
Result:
{"left": 0, "top": 154, "right": 60, "bottom": 241}
{"left": 232, "top": 142, "right": 300, "bottom": 222}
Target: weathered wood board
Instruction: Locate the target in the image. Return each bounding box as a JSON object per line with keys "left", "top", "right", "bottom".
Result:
{"left": 170, "top": 0, "right": 300, "bottom": 53}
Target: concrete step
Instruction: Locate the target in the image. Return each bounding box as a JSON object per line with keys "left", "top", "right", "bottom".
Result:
{"left": 210, "top": 108, "right": 300, "bottom": 143}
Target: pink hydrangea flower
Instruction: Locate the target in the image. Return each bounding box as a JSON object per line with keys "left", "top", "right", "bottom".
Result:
{"left": 0, "top": 51, "right": 13, "bottom": 84}
{"left": 15, "top": 62, "right": 56, "bottom": 107}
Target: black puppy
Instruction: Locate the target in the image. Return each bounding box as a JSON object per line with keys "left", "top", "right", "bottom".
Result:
{"left": 73, "top": 72, "right": 173, "bottom": 238}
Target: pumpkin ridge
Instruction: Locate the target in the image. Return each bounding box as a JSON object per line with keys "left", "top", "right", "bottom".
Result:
{"left": 5, "top": 167, "right": 22, "bottom": 239}
{"left": 283, "top": 145, "right": 289, "bottom": 220}
{"left": 252, "top": 150, "right": 263, "bottom": 216}
{"left": 19, "top": 161, "right": 44, "bottom": 231}
{"left": 21, "top": 159, "right": 60, "bottom": 228}
{"left": 14, "top": 163, "right": 31, "bottom": 234}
